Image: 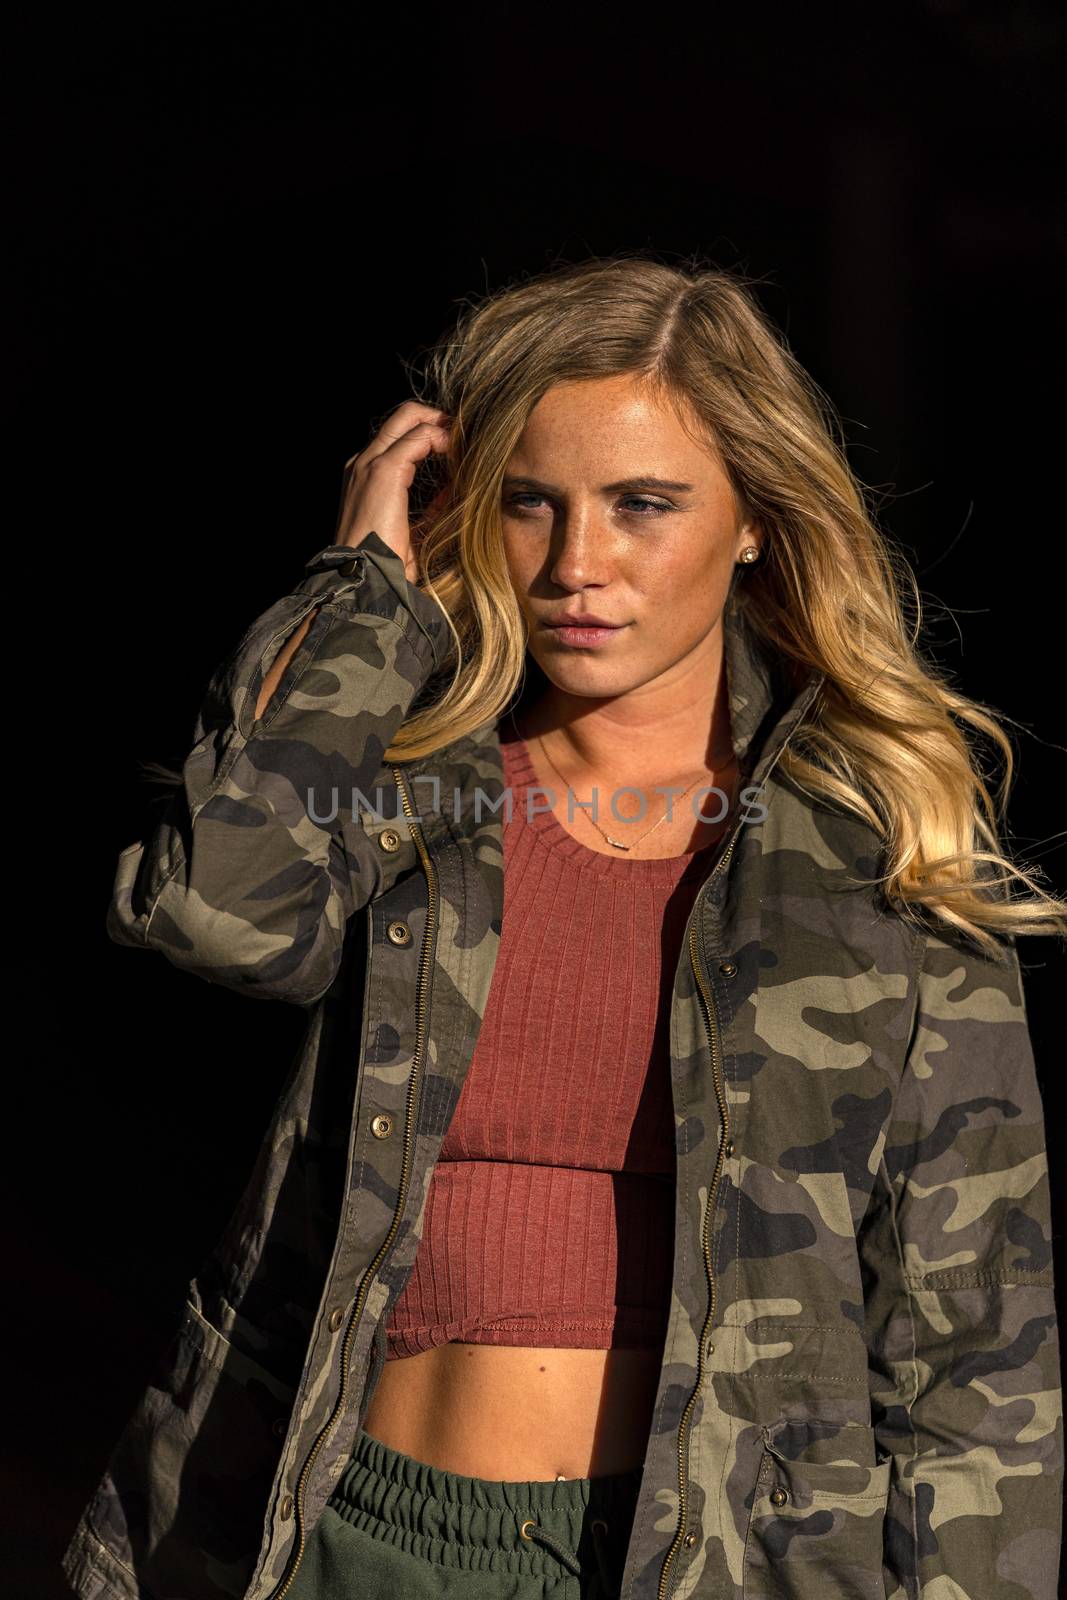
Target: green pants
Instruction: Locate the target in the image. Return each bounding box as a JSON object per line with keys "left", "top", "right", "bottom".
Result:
{"left": 286, "top": 1424, "right": 644, "bottom": 1599}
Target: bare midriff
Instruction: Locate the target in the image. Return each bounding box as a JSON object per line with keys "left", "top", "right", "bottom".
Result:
{"left": 360, "top": 1342, "right": 664, "bottom": 1480}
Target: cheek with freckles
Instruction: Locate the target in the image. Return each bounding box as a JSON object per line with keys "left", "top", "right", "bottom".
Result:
{"left": 627, "top": 546, "right": 724, "bottom": 636}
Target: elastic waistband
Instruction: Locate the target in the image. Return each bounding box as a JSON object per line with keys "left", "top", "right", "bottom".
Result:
{"left": 327, "top": 1425, "right": 643, "bottom": 1570}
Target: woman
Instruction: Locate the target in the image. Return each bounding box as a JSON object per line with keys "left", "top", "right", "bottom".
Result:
{"left": 65, "top": 258, "right": 1063, "bottom": 1600}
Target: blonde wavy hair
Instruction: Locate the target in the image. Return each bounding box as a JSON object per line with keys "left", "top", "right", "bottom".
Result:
{"left": 149, "top": 254, "right": 1067, "bottom": 957}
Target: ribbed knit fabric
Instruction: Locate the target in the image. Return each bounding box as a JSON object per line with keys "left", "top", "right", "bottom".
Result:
{"left": 383, "top": 721, "right": 723, "bottom": 1358}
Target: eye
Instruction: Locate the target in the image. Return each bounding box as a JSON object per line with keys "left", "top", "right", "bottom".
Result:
{"left": 619, "top": 495, "right": 672, "bottom": 515}
{"left": 504, "top": 493, "right": 674, "bottom": 516}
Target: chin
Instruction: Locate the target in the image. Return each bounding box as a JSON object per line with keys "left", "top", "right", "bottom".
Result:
{"left": 533, "top": 657, "right": 648, "bottom": 700}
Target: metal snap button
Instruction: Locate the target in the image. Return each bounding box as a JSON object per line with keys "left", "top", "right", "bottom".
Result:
{"left": 339, "top": 556, "right": 364, "bottom": 580}
{"left": 386, "top": 920, "right": 412, "bottom": 945}
{"left": 770, "top": 1486, "right": 788, "bottom": 1507}
{"left": 705, "top": 1341, "right": 715, "bottom": 1358}
{"left": 328, "top": 1307, "right": 344, "bottom": 1331}
{"left": 279, "top": 1493, "right": 294, "bottom": 1520}
{"left": 723, "top": 1139, "right": 735, "bottom": 1158}
{"left": 683, "top": 1528, "right": 698, "bottom": 1548}
{"left": 371, "top": 1113, "right": 393, "bottom": 1139}
{"left": 379, "top": 829, "right": 401, "bottom": 852}
{"left": 718, "top": 960, "right": 738, "bottom": 977}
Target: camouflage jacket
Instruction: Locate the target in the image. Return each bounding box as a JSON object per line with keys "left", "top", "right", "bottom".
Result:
{"left": 63, "top": 531, "right": 1063, "bottom": 1600}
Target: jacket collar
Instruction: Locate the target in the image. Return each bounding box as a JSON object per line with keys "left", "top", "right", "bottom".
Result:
{"left": 720, "top": 581, "right": 825, "bottom": 788}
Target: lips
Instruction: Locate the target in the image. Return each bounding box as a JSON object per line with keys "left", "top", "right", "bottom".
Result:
{"left": 541, "top": 615, "right": 627, "bottom": 648}
{"left": 544, "top": 615, "right": 621, "bottom": 628}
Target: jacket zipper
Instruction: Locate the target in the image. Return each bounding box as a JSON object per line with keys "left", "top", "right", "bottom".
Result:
{"left": 656, "top": 820, "right": 740, "bottom": 1600}
{"left": 266, "top": 762, "right": 438, "bottom": 1600}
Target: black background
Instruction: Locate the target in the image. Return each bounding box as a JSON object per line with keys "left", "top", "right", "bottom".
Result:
{"left": 10, "top": 4, "right": 1065, "bottom": 1594}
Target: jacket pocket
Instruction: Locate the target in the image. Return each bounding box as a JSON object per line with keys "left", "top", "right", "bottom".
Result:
{"left": 742, "top": 1419, "right": 892, "bottom": 1600}
{"left": 76, "top": 1290, "right": 298, "bottom": 1599}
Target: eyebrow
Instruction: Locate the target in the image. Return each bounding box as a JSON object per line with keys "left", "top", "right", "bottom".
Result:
{"left": 501, "top": 473, "right": 696, "bottom": 495}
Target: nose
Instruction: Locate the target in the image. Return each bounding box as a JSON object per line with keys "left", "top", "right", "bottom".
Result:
{"left": 546, "top": 516, "right": 612, "bottom": 593}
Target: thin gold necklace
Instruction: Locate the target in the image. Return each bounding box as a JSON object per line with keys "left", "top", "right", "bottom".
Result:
{"left": 532, "top": 729, "right": 737, "bottom": 853}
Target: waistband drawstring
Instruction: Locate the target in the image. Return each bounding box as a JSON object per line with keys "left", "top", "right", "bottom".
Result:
{"left": 519, "top": 1514, "right": 620, "bottom": 1598}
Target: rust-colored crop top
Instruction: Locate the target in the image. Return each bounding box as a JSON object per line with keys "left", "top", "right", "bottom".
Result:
{"left": 383, "top": 722, "right": 718, "bottom": 1358}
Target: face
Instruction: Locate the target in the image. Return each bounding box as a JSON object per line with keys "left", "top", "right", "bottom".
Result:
{"left": 499, "top": 373, "right": 759, "bottom": 711}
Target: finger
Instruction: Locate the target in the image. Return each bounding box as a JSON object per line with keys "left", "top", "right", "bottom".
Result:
{"left": 375, "top": 418, "right": 451, "bottom": 467}
{"left": 351, "top": 422, "right": 450, "bottom": 494}
{"left": 350, "top": 403, "right": 451, "bottom": 470}
{"left": 342, "top": 418, "right": 449, "bottom": 475}
{"left": 335, "top": 423, "right": 450, "bottom": 554}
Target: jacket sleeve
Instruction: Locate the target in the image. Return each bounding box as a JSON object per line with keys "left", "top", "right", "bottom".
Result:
{"left": 106, "top": 530, "right": 454, "bottom": 1008}
{"left": 859, "top": 924, "right": 1063, "bottom": 1600}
